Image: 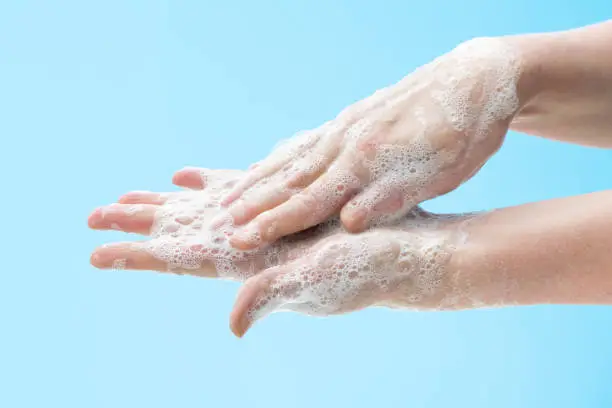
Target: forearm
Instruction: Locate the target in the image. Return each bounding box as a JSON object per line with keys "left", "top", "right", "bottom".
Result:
{"left": 449, "top": 190, "right": 612, "bottom": 308}
{"left": 507, "top": 20, "right": 612, "bottom": 147}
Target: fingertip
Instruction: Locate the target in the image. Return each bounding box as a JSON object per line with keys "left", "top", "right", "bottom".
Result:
{"left": 220, "top": 191, "right": 239, "bottom": 207}
{"left": 228, "top": 236, "right": 258, "bottom": 251}
{"left": 229, "top": 228, "right": 263, "bottom": 250}
{"left": 229, "top": 311, "right": 249, "bottom": 338}
{"left": 226, "top": 202, "right": 250, "bottom": 226}
{"left": 340, "top": 206, "right": 368, "bottom": 233}
{"left": 220, "top": 176, "right": 254, "bottom": 207}
{"left": 172, "top": 168, "right": 205, "bottom": 189}
{"left": 117, "top": 191, "right": 167, "bottom": 206}
{"left": 117, "top": 194, "right": 131, "bottom": 204}
{"left": 230, "top": 279, "right": 261, "bottom": 338}
{"left": 90, "top": 245, "right": 115, "bottom": 269}
{"left": 88, "top": 208, "right": 103, "bottom": 229}
{"left": 171, "top": 171, "right": 184, "bottom": 186}
{"left": 229, "top": 316, "right": 245, "bottom": 338}
{"left": 89, "top": 251, "right": 103, "bottom": 268}
{"left": 117, "top": 191, "right": 149, "bottom": 204}
{"left": 340, "top": 188, "right": 406, "bottom": 231}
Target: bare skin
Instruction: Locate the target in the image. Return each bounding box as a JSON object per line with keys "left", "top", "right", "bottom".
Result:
{"left": 509, "top": 20, "right": 612, "bottom": 148}
{"left": 89, "top": 168, "right": 612, "bottom": 337}
{"left": 216, "top": 20, "right": 612, "bottom": 250}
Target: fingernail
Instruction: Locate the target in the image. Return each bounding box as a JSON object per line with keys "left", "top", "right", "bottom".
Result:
{"left": 90, "top": 252, "right": 101, "bottom": 265}
{"left": 88, "top": 208, "right": 102, "bottom": 225}
{"left": 231, "top": 316, "right": 249, "bottom": 338}
{"left": 239, "top": 319, "right": 251, "bottom": 338}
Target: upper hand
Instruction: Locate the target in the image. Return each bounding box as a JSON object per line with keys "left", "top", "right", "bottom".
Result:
{"left": 221, "top": 37, "right": 522, "bottom": 249}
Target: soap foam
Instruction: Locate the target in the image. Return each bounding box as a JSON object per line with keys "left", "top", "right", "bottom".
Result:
{"left": 227, "top": 37, "right": 521, "bottom": 228}
{"left": 144, "top": 170, "right": 473, "bottom": 325}
{"left": 145, "top": 38, "right": 522, "bottom": 323}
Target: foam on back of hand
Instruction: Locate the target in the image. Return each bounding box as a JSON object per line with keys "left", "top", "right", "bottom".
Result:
{"left": 226, "top": 37, "right": 522, "bottom": 230}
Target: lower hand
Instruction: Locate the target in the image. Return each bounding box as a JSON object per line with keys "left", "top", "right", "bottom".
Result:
{"left": 89, "top": 168, "right": 469, "bottom": 337}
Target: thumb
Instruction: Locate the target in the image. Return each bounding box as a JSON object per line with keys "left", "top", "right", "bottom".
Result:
{"left": 229, "top": 263, "right": 310, "bottom": 338}
{"left": 341, "top": 186, "right": 411, "bottom": 231}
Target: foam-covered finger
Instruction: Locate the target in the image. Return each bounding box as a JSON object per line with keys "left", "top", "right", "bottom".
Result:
{"left": 283, "top": 132, "right": 343, "bottom": 189}
{"left": 227, "top": 184, "right": 296, "bottom": 226}
{"left": 88, "top": 204, "right": 157, "bottom": 234}
{"left": 172, "top": 167, "right": 245, "bottom": 190}
{"left": 90, "top": 242, "right": 169, "bottom": 271}
{"left": 340, "top": 186, "right": 410, "bottom": 232}
{"left": 230, "top": 264, "right": 305, "bottom": 337}
{"left": 118, "top": 191, "right": 169, "bottom": 205}
{"left": 220, "top": 157, "right": 292, "bottom": 207}
{"left": 227, "top": 138, "right": 343, "bottom": 226}
{"left": 91, "top": 241, "right": 219, "bottom": 277}
{"left": 230, "top": 171, "right": 361, "bottom": 249}
{"left": 221, "top": 131, "right": 324, "bottom": 206}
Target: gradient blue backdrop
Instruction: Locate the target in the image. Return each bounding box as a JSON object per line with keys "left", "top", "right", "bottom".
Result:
{"left": 1, "top": 1, "right": 611, "bottom": 407}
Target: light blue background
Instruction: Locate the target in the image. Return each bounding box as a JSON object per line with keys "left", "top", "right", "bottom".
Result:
{"left": 1, "top": 1, "right": 611, "bottom": 407}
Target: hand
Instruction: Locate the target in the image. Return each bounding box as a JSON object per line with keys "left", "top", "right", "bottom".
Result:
{"left": 219, "top": 37, "right": 523, "bottom": 250}
{"left": 89, "top": 168, "right": 309, "bottom": 281}
{"left": 230, "top": 223, "right": 467, "bottom": 337}
{"left": 89, "top": 168, "right": 469, "bottom": 337}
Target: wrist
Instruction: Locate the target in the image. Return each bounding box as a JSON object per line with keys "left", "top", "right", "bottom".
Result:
{"left": 504, "top": 21, "right": 612, "bottom": 136}
{"left": 496, "top": 33, "right": 553, "bottom": 115}
{"left": 379, "top": 216, "right": 483, "bottom": 310}
{"left": 391, "top": 212, "right": 517, "bottom": 311}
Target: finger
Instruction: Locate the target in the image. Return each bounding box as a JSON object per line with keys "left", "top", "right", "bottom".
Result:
{"left": 220, "top": 131, "right": 322, "bottom": 207}
{"left": 88, "top": 204, "right": 157, "bottom": 234}
{"left": 172, "top": 167, "right": 245, "bottom": 190}
{"left": 226, "top": 133, "right": 343, "bottom": 226}
{"left": 230, "top": 264, "right": 308, "bottom": 337}
{"left": 220, "top": 158, "right": 294, "bottom": 207}
{"left": 227, "top": 184, "right": 296, "bottom": 226}
{"left": 90, "top": 242, "right": 169, "bottom": 272}
{"left": 172, "top": 168, "right": 206, "bottom": 190}
{"left": 90, "top": 241, "right": 218, "bottom": 277}
{"left": 229, "top": 169, "right": 361, "bottom": 250}
{"left": 282, "top": 129, "right": 345, "bottom": 188}
{"left": 118, "top": 191, "right": 169, "bottom": 205}
{"left": 340, "top": 186, "right": 409, "bottom": 232}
